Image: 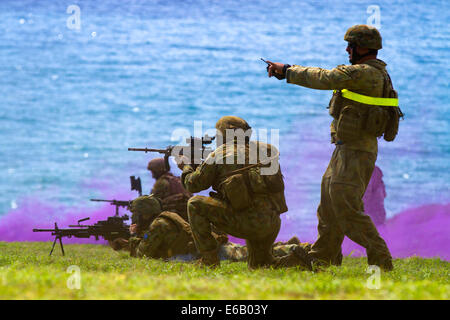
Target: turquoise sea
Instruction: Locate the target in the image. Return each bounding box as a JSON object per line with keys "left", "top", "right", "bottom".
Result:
{"left": 0, "top": 0, "right": 448, "bottom": 238}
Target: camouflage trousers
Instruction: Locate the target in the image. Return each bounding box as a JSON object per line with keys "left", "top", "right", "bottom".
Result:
{"left": 128, "top": 236, "right": 307, "bottom": 265}
{"left": 309, "top": 145, "right": 393, "bottom": 268}
{"left": 187, "top": 195, "right": 281, "bottom": 268}
{"left": 218, "top": 242, "right": 247, "bottom": 261}
{"left": 220, "top": 241, "right": 312, "bottom": 262}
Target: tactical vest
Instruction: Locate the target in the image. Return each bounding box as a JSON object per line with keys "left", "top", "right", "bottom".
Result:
{"left": 328, "top": 63, "right": 402, "bottom": 143}
{"left": 157, "top": 211, "right": 196, "bottom": 258}
{"left": 218, "top": 142, "right": 288, "bottom": 213}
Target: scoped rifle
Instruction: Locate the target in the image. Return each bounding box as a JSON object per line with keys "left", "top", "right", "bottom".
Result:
{"left": 32, "top": 215, "right": 130, "bottom": 256}
{"left": 128, "top": 134, "right": 215, "bottom": 170}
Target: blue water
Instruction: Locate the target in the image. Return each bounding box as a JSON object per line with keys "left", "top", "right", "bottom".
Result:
{"left": 0, "top": 0, "right": 449, "bottom": 232}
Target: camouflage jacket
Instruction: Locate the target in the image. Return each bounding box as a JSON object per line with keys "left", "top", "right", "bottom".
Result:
{"left": 134, "top": 211, "right": 196, "bottom": 259}
{"left": 151, "top": 172, "right": 192, "bottom": 221}
{"left": 287, "top": 59, "right": 391, "bottom": 154}
{"left": 181, "top": 141, "right": 287, "bottom": 213}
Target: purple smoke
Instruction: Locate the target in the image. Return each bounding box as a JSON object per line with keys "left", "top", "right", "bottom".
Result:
{"left": 363, "top": 166, "right": 387, "bottom": 226}
{"left": 341, "top": 203, "right": 450, "bottom": 260}
{"left": 1, "top": 186, "right": 449, "bottom": 260}
{"left": 229, "top": 165, "right": 450, "bottom": 261}
{"left": 0, "top": 190, "right": 134, "bottom": 245}
{"left": 0, "top": 152, "right": 448, "bottom": 261}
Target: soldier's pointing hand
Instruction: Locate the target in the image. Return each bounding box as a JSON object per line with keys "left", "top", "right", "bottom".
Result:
{"left": 266, "top": 61, "right": 285, "bottom": 77}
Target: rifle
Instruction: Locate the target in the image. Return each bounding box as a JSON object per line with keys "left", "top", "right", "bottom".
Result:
{"left": 90, "top": 199, "right": 132, "bottom": 216}
{"left": 33, "top": 215, "right": 130, "bottom": 256}
{"left": 184, "top": 134, "right": 216, "bottom": 168}
{"left": 128, "top": 134, "right": 215, "bottom": 170}
{"left": 127, "top": 145, "right": 177, "bottom": 172}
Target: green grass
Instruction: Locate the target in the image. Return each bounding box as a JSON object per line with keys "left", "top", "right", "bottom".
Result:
{"left": 0, "top": 241, "right": 448, "bottom": 299}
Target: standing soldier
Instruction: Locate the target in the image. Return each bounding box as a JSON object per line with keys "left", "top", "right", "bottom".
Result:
{"left": 266, "top": 25, "right": 403, "bottom": 271}
{"left": 147, "top": 157, "right": 192, "bottom": 221}
{"left": 178, "top": 116, "right": 312, "bottom": 270}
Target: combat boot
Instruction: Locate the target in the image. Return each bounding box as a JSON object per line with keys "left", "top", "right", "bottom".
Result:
{"left": 379, "top": 259, "right": 394, "bottom": 272}
{"left": 272, "top": 246, "right": 313, "bottom": 270}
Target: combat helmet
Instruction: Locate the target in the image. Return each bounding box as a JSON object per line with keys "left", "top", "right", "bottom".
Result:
{"left": 147, "top": 158, "right": 167, "bottom": 176}
{"left": 344, "top": 24, "right": 382, "bottom": 50}
{"left": 130, "top": 195, "right": 162, "bottom": 221}
{"left": 215, "top": 116, "right": 252, "bottom": 144}
{"left": 215, "top": 116, "right": 251, "bottom": 133}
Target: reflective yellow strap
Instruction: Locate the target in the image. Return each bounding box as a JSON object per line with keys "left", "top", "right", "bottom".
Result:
{"left": 334, "top": 89, "right": 399, "bottom": 107}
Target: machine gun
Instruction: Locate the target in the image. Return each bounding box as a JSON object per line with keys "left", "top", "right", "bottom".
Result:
{"left": 32, "top": 214, "right": 130, "bottom": 256}
{"left": 128, "top": 134, "right": 215, "bottom": 170}
{"left": 89, "top": 199, "right": 132, "bottom": 216}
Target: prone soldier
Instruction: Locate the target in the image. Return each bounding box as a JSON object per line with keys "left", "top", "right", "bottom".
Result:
{"left": 125, "top": 195, "right": 312, "bottom": 265}
{"left": 126, "top": 195, "right": 247, "bottom": 261}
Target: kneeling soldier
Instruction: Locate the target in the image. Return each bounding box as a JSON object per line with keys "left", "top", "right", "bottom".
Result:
{"left": 179, "top": 116, "right": 312, "bottom": 270}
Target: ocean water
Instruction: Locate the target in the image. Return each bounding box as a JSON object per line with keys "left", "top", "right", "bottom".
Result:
{"left": 0, "top": 0, "right": 448, "bottom": 257}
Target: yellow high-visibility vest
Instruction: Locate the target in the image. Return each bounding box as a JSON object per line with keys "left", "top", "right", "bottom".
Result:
{"left": 334, "top": 89, "right": 399, "bottom": 107}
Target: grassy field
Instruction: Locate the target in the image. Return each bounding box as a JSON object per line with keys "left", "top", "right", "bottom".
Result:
{"left": 0, "top": 241, "right": 448, "bottom": 300}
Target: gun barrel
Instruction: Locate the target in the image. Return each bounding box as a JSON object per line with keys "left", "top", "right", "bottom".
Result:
{"left": 90, "top": 199, "right": 129, "bottom": 204}
{"left": 33, "top": 228, "right": 55, "bottom": 232}
{"left": 128, "top": 147, "right": 167, "bottom": 153}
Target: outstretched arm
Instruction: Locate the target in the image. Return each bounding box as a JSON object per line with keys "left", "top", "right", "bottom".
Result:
{"left": 286, "top": 65, "right": 359, "bottom": 90}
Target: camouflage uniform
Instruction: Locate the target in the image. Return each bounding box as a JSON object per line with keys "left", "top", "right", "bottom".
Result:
{"left": 133, "top": 210, "right": 197, "bottom": 259}
{"left": 220, "top": 237, "right": 312, "bottom": 263}
{"left": 129, "top": 195, "right": 248, "bottom": 262}
{"left": 273, "top": 237, "right": 312, "bottom": 256}
{"left": 182, "top": 116, "right": 312, "bottom": 269}
{"left": 285, "top": 25, "right": 393, "bottom": 269}
{"left": 148, "top": 158, "right": 192, "bottom": 221}
{"left": 129, "top": 196, "right": 308, "bottom": 264}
